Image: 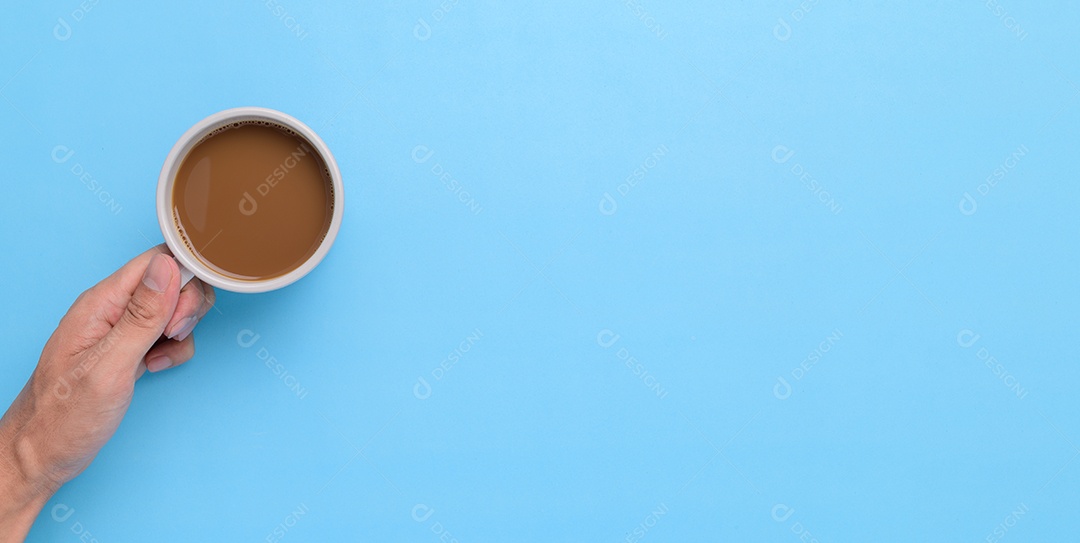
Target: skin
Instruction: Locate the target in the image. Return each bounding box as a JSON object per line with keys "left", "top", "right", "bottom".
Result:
{"left": 0, "top": 246, "right": 215, "bottom": 541}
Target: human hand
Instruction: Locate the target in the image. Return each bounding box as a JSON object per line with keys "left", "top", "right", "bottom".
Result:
{"left": 0, "top": 245, "right": 215, "bottom": 541}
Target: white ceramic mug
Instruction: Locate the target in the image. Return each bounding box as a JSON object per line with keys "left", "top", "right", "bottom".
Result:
{"left": 156, "top": 107, "right": 344, "bottom": 293}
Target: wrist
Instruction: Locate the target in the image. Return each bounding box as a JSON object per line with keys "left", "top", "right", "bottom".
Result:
{"left": 0, "top": 469, "right": 51, "bottom": 543}
{"left": 0, "top": 408, "right": 58, "bottom": 541}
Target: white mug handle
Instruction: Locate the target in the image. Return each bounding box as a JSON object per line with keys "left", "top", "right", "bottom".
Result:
{"left": 178, "top": 264, "right": 195, "bottom": 288}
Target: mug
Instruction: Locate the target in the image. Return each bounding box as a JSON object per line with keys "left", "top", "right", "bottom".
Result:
{"left": 156, "top": 107, "right": 344, "bottom": 293}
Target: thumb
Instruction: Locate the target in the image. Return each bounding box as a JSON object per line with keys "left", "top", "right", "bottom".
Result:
{"left": 103, "top": 253, "right": 182, "bottom": 364}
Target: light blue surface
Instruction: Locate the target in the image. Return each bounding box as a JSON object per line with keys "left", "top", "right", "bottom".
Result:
{"left": 1, "top": 1, "right": 1077, "bottom": 541}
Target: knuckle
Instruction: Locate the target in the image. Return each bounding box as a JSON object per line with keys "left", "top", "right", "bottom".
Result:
{"left": 86, "top": 368, "right": 134, "bottom": 399}
{"left": 182, "top": 280, "right": 201, "bottom": 298}
{"left": 175, "top": 294, "right": 198, "bottom": 317}
{"left": 123, "top": 293, "right": 160, "bottom": 328}
{"left": 73, "top": 286, "right": 95, "bottom": 306}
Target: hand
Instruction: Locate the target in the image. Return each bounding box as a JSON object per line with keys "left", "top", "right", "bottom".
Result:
{"left": 0, "top": 245, "right": 215, "bottom": 541}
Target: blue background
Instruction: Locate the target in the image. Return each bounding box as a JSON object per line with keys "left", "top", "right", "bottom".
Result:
{"left": 1, "top": 1, "right": 1077, "bottom": 541}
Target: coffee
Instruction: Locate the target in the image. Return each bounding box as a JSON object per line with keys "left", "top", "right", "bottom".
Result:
{"left": 171, "top": 121, "right": 334, "bottom": 281}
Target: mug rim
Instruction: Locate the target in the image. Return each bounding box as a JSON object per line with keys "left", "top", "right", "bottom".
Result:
{"left": 156, "top": 106, "right": 344, "bottom": 293}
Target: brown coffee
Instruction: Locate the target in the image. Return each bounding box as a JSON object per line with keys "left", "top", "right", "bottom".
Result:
{"left": 172, "top": 121, "right": 334, "bottom": 280}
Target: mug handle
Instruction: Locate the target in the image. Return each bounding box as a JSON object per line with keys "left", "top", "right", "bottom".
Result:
{"left": 178, "top": 264, "right": 195, "bottom": 288}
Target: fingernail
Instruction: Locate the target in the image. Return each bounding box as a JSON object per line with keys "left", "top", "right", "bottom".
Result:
{"left": 167, "top": 316, "right": 198, "bottom": 341}
{"left": 142, "top": 254, "right": 174, "bottom": 293}
{"left": 146, "top": 355, "right": 172, "bottom": 373}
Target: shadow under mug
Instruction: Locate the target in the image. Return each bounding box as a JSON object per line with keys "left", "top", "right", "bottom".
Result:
{"left": 156, "top": 107, "right": 344, "bottom": 293}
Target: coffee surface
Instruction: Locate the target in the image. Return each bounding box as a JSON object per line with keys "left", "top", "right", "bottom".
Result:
{"left": 172, "top": 122, "right": 333, "bottom": 280}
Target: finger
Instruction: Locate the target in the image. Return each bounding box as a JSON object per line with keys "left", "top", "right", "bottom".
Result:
{"left": 59, "top": 245, "right": 173, "bottom": 343}
{"left": 96, "top": 244, "right": 172, "bottom": 295}
{"left": 101, "top": 253, "right": 182, "bottom": 369}
{"left": 164, "top": 277, "right": 208, "bottom": 340}
{"left": 143, "top": 334, "right": 196, "bottom": 373}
